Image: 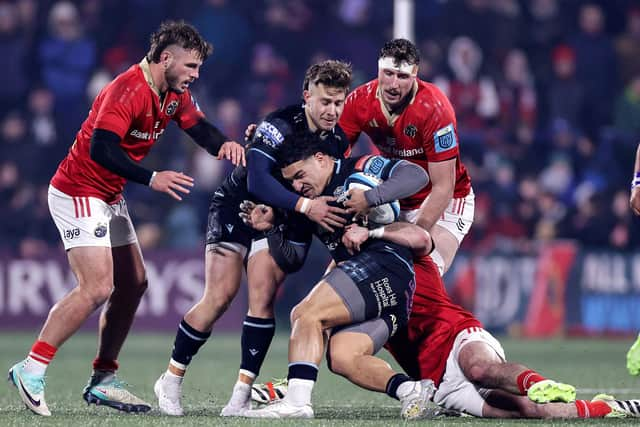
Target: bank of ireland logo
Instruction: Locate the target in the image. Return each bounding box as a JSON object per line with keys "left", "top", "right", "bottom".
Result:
{"left": 166, "top": 100, "right": 179, "bottom": 116}
{"left": 94, "top": 223, "right": 108, "bottom": 238}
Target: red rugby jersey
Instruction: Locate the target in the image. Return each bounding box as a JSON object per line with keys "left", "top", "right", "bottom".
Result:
{"left": 51, "top": 58, "right": 204, "bottom": 203}
{"left": 339, "top": 78, "right": 471, "bottom": 210}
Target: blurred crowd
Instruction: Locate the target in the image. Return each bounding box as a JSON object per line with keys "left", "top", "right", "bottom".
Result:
{"left": 2, "top": 0, "right": 640, "bottom": 256}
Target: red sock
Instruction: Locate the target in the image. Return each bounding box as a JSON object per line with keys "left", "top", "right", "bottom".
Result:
{"left": 516, "top": 369, "right": 546, "bottom": 395}
{"left": 92, "top": 357, "right": 119, "bottom": 372}
{"left": 575, "top": 400, "right": 612, "bottom": 418}
{"left": 29, "top": 340, "right": 57, "bottom": 365}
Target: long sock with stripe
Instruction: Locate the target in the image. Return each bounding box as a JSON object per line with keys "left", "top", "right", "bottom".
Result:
{"left": 240, "top": 316, "right": 275, "bottom": 377}
{"left": 170, "top": 319, "right": 211, "bottom": 371}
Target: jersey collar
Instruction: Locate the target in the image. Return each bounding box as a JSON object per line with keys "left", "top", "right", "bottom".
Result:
{"left": 376, "top": 79, "right": 418, "bottom": 126}
{"left": 139, "top": 57, "right": 161, "bottom": 97}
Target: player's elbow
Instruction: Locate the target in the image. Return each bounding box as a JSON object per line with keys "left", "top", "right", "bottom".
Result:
{"left": 411, "top": 229, "right": 433, "bottom": 256}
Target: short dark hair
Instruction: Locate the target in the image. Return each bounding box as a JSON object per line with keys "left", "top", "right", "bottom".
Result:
{"left": 379, "top": 39, "right": 420, "bottom": 66}
{"left": 302, "top": 60, "right": 353, "bottom": 93}
{"left": 277, "top": 132, "right": 331, "bottom": 168}
{"left": 147, "top": 21, "right": 213, "bottom": 63}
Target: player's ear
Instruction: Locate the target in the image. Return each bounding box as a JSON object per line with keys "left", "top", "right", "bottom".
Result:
{"left": 302, "top": 90, "right": 311, "bottom": 103}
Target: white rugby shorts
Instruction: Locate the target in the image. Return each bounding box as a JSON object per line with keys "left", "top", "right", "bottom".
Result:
{"left": 399, "top": 187, "right": 474, "bottom": 244}
{"left": 432, "top": 327, "right": 506, "bottom": 416}
{"left": 48, "top": 185, "right": 138, "bottom": 250}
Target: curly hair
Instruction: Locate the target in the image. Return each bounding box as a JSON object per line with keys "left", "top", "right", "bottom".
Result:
{"left": 302, "top": 60, "right": 352, "bottom": 93}
{"left": 379, "top": 39, "right": 420, "bottom": 66}
{"left": 146, "top": 21, "right": 213, "bottom": 63}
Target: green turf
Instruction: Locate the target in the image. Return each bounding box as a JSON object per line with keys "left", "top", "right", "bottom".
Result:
{"left": 0, "top": 333, "right": 638, "bottom": 426}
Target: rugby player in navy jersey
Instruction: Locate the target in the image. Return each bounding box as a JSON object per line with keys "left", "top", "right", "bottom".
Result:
{"left": 154, "top": 60, "right": 354, "bottom": 416}
{"left": 240, "top": 133, "right": 437, "bottom": 419}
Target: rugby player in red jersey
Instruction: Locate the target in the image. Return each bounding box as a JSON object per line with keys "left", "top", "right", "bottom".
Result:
{"left": 340, "top": 38, "right": 472, "bottom": 277}
{"left": 331, "top": 232, "right": 639, "bottom": 419}
{"left": 7, "top": 21, "right": 244, "bottom": 416}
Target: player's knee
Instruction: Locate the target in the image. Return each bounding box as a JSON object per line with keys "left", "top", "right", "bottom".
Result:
{"left": 325, "top": 345, "right": 353, "bottom": 376}
{"left": 132, "top": 277, "right": 148, "bottom": 296}
{"left": 464, "top": 362, "right": 491, "bottom": 385}
{"left": 290, "top": 301, "right": 317, "bottom": 327}
{"left": 87, "top": 279, "right": 114, "bottom": 305}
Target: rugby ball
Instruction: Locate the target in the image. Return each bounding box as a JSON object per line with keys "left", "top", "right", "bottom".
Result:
{"left": 343, "top": 172, "right": 400, "bottom": 226}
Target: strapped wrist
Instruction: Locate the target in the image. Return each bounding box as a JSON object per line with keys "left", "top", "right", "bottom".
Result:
{"left": 148, "top": 171, "right": 157, "bottom": 187}
{"left": 299, "top": 197, "right": 312, "bottom": 214}
{"left": 368, "top": 227, "right": 385, "bottom": 239}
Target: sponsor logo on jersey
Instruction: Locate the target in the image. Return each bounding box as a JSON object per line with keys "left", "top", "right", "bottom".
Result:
{"left": 256, "top": 121, "right": 285, "bottom": 148}
{"left": 404, "top": 124, "right": 417, "bottom": 138}
{"left": 433, "top": 123, "right": 457, "bottom": 153}
{"left": 166, "top": 100, "right": 179, "bottom": 116}
{"left": 94, "top": 223, "right": 108, "bottom": 238}
{"left": 130, "top": 128, "right": 164, "bottom": 140}
{"left": 379, "top": 145, "right": 425, "bottom": 157}
{"left": 130, "top": 129, "right": 151, "bottom": 140}
{"left": 225, "top": 224, "right": 235, "bottom": 233}
{"left": 64, "top": 228, "right": 80, "bottom": 240}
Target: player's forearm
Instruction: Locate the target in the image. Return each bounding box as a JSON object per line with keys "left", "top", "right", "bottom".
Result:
{"left": 415, "top": 183, "right": 453, "bottom": 232}
{"left": 373, "top": 222, "right": 433, "bottom": 255}
{"left": 365, "top": 161, "right": 429, "bottom": 207}
{"left": 90, "top": 128, "right": 153, "bottom": 185}
{"left": 184, "top": 119, "right": 230, "bottom": 155}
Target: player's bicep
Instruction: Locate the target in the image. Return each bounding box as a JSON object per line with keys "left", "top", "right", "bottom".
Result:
{"left": 427, "top": 158, "right": 456, "bottom": 190}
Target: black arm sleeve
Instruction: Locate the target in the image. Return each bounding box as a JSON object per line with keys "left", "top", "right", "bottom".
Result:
{"left": 90, "top": 128, "right": 153, "bottom": 185}
{"left": 184, "top": 118, "right": 230, "bottom": 155}
{"left": 364, "top": 161, "right": 429, "bottom": 207}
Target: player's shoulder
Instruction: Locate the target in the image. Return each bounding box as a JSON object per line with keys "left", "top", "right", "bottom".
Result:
{"left": 101, "top": 64, "right": 149, "bottom": 104}
{"left": 264, "top": 103, "right": 305, "bottom": 125}
{"left": 414, "top": 79, "right": 451, "bottom": 107}
{"left": 347, "top": 79, "right": 378, "bottom": 103}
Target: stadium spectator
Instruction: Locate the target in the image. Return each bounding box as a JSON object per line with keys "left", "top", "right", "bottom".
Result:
{"left": 613, "top": 75, "right": 640, "bottom": 137}
{"left": 569, "top": 3, "right": 618, "bottom": 137}
{"left": 0, "top": 1, "right": 29, "bottom": 115}
{"left": 7, "top": 21, "right": 244, "bottom": 417}
{"left": 615, "top": 7, "right": 640, "bottom": 85}
{"left": 38, "top": 1, "right": 96, "bottom": 145}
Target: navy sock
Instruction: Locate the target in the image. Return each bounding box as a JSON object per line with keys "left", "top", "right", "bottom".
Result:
{"left": 288, "top": 362, "right": 319, "bottom": 381}
{"left": 239, "top": 316, "right": 275, "bottom": 376}
{"left": 171, "top": 319, "right": 211, "bottom": 366}
{"left": 386, "top": 373, "right": 412, "bottom": 400}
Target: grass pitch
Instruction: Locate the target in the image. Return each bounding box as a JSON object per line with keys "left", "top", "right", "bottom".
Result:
{"left": 0, "top": 333, "right": 638, "bottom": 426}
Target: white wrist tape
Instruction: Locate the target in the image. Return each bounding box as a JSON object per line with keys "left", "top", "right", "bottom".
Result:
{"left": 368, "top": 227, "right": 385, "bottom": 239}
{"left": 148, "top": 171, "right": 157, "bottom": 187}
{"left": 299, "top": 198, "right": 312, "bottom": 214}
